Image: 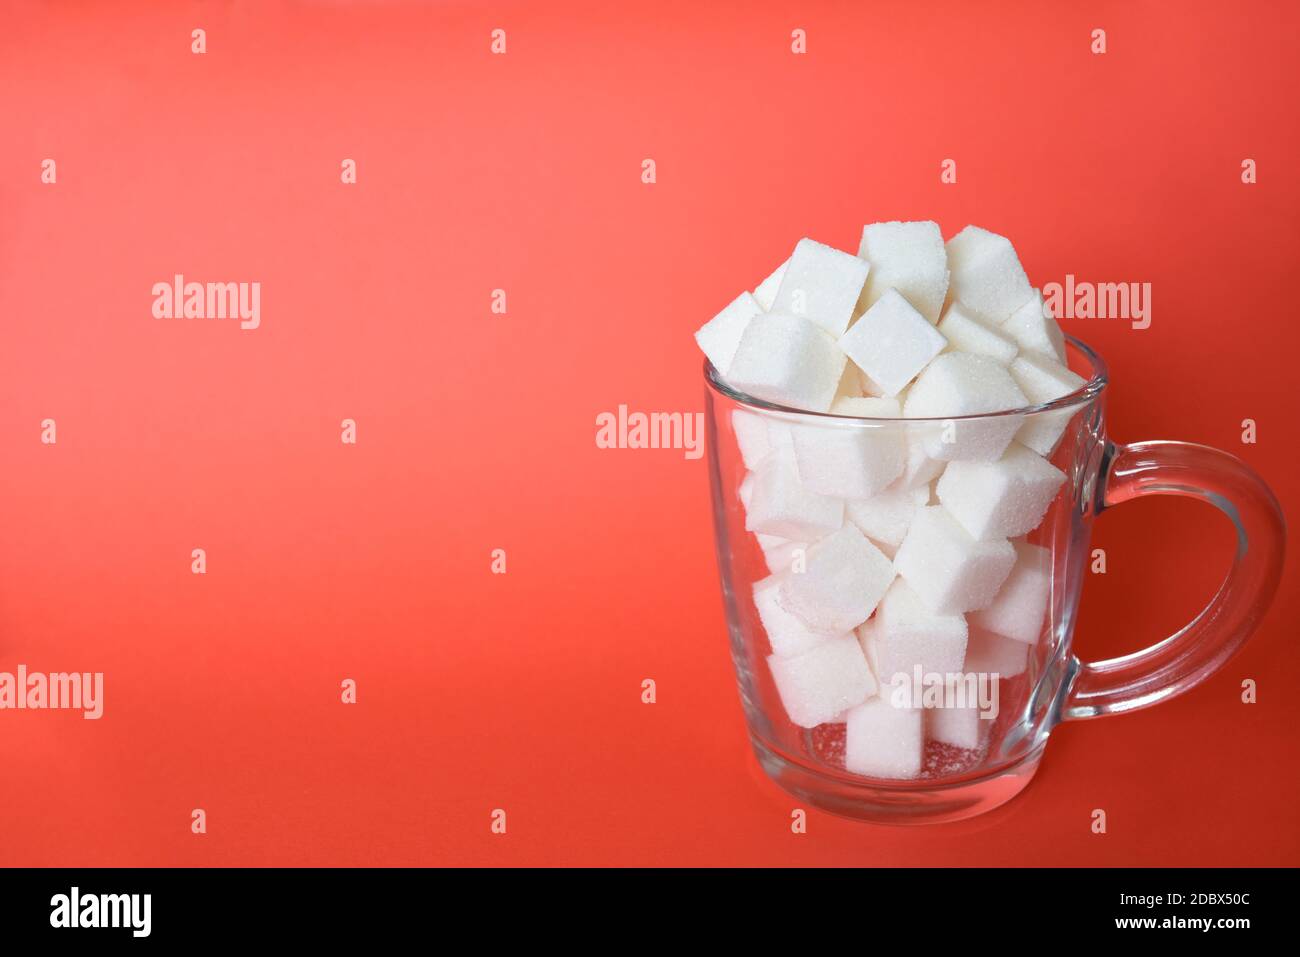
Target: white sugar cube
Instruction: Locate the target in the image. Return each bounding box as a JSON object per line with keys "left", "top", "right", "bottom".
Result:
{"left": 753, "top": 575, "right": 836, "bottom": 658}
{"left": 927, "top": 696, "right": 987, "bottom": 750}
{"left": 1009, "top": 352, "right": 1087, "bottom": 456}
{"left": 855, "top": 220, "right": 950, "bottom": 323}
{"left": 756, "top": 534, "right": 807, "bottom": 575}
{"left": 903, "top": 353, "right": 1029, "bottom": 461}
{"left": 727, "top": 312, "right": 847, "bottom": 412}
{"left": 744, "top": 448, "right": 844, "bottom": 540}
{"left": 768, "top": 634, "right": 877, "bottom": 728}
{"left": 1002, "top": 290, "right": 1066, "bottom": 363}
{"left": 790, "top": 397, "right": 905, "bottom": 500}
{"left": 969, "top": 542, "right": 1051, "bottom": 644}
{"left": 859, "top": 579, "right": 968, "bottom": 684}
{"left": 935, "top": 443, "right": 1066, "bottom": 541}
{"left": 1009, "top": 352, "right": 1085, "bottom": 404}
{"left": 838, "top": 289, "right": 947, "bottom": 397}
{"left": 945, "top": 225, "right": 1034, "bottom": 321}
{"left": 753, "top": 258, "right": 789, "bottom": 311}
{"left": 937, "top": 301, "right": 1018, "bottom": 365}
{"left": 895, "top": 505, "right": 1017, "bottom": 614}
{"left": 778, "top": 524, "right": 895, "bottom": 633}
{"left": 846, "top": 482, "right": 931, "bottom": 548}
{"left": 695, "top": 291, "right": 763, "bottom": 375}
{"left": 964, "top": 627, "right": 1030, "bottom": 678}
{"left": 771, "top": 238, "right": 870, "bottom": 338}
{"left": 844, "top": 697, "right": 923, "bottom": 778}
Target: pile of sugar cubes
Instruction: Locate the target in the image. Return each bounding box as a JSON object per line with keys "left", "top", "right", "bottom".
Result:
{"left": 695, "top": 222, "right": 1086, "bottom": 779}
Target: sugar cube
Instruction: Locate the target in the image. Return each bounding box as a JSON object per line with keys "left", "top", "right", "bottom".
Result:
{"left": 937, "top": 301, "right": 1018, "bottom": 365}
{"left": 778, "top": 524, "right": 895, "bottom": 633}
{"left": 771, "top": 238, "right": 870, "bottom": 338}
{"left": 926, "top": 695, "right": 988, "bottom": 750}
{"left": 768, "top": 634, "right": 877, "bottom": 728}
{"left": 744, "top": 447, "right": 844, "bottom": 540}
{"left": 935, "top": 443, "right": 1066, "bottom": 540}
{"left": 753, "top": 258, "right": 789, "bottom": 311}
{"left": 727, "top": 312, "right": 847, "bottom": 412}
{"left": 858, "top": 579, "right": 968, "bottom": 684}
{"left": 1002, "top": 289, "right": 1066, "bottom": 363}
{"left": 844, "top": 697, "right": 924, "bottom": 778}
{"left": 1009, "top": 352, "right": 1088, "bottom": 456}
{"left": 903, "top": 353, "right": 1029, "bottom": 461}
{"left": 894, "top": 505, "right": 1016, "bottom": 614}
{"left": 855, "top": 220, "right": 950, "bottom": 323}
{"left": 838, "top": 289, "right": 947, "bottom": 397}
{"left": 790, "top": 396, "right": 905, "bottom": 500}
{"left": 945, "top": 225, "right": 1034, "bottom": 321}
{"left": 695, "top": 291, "right": 763, "bottom": 376}
{"left": 964, "top": 627, "right": 1031, "bottom": 678}
{"left": 969, "top": 542, "right": 1051, "bottom": 644}
{"left": 753, "top": 574, "right": 837, "bottom": 658}
{"left": 1009, "top": 351, "right": 1086, "bottom": 406}
{"left": 846, "top": 482, "right": 931, "bottom": 548}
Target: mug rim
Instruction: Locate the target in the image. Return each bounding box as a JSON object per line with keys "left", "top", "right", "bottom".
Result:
{"left": 704, "top": 334, "right": 1108, "bottom": 422}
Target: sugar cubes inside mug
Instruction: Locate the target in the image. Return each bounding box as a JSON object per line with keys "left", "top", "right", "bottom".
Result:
{"left": 696, "top": 222, "right": 1086, "bottom": 780}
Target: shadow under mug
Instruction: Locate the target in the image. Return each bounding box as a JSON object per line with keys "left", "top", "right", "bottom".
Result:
{"left": 704, "top": 336, "right": 1285, "bottom": 824}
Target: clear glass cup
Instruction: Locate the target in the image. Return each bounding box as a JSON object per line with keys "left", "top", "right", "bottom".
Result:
{"left": 704, "top": 337, "right": 1285, "bottom": 824}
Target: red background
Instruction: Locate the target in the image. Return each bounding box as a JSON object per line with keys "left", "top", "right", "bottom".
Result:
{"left": 1, "top": 1, "right": 1296, "bottom": 866}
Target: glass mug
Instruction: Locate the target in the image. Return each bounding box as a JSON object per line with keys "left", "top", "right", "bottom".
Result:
{"left": 704, "top": 337, "right": 1285, "bottom": 824}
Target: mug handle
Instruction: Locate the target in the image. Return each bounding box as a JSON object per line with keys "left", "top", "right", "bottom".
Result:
{"left": 1064, "top": 440, "right": 1286, "bottom": 719}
